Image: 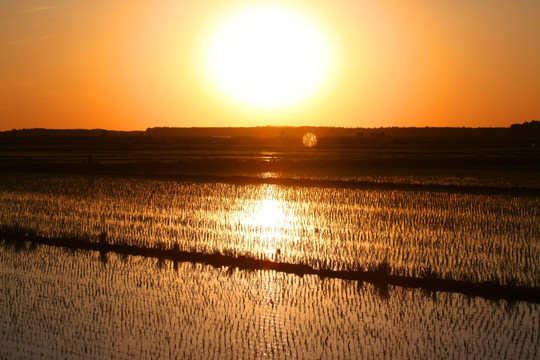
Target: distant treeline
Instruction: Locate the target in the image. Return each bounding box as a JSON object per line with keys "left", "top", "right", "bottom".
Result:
{"left": 1, "top": 122, "right": 538, "bottom": 152}
{"left": 145, "top": 121, "right": 540, "bottom": 140}
{"left": 2, "top": 120, "right": 539, "bottom": 140}
{"left": 0, "top": 128, "right": 144, "bottom": 137}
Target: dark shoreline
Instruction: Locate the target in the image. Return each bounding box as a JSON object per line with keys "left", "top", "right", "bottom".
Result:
{"left": 2, "top": 231, "right": 539, "bottom": 305}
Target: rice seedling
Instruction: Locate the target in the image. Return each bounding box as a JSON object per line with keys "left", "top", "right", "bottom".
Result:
{"left": 0, "top": 244, "right": 537, "bottom": 359}
{"left": 0, "top": 175, "right": 537, "bottom": 287}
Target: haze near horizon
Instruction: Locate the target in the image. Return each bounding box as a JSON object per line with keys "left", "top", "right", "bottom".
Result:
{"left": 1, "top": 0, "right": 539, "bottom": 131}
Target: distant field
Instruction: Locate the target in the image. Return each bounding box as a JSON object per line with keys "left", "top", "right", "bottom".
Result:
{"left": 1, "top": 131, "right": 539, "bottom": 190}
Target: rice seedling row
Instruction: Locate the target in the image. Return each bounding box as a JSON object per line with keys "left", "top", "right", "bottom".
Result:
{"left": 0, "top": 176, "right": 538, "bottom": 287}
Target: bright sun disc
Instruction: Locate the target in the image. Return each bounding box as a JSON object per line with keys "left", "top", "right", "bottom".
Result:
{"left": 205, "top": 4, "right": 331, "bottom": 109}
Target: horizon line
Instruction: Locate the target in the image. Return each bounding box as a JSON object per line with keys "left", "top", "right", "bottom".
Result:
{"left": 2, "top": 121, "right": 538, "bottom": 133}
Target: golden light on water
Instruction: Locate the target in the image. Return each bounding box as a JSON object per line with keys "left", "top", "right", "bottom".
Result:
{"left": 236, "top": 185, "right": 293, "bottom": 261}
{"left": 302, "top": 132, "right": 317, "bottom": 147}
{"left": 250, "top": 199, "right": 284, "bottom": 260}
{"left": 204, "top": 3, "right": 332, "bottom": 109}
{"left": 252, "top": 199, "right": 283, "bottom": 228}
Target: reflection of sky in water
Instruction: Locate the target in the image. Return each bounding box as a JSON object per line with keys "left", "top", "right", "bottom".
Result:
{"left": 0, "top": 244, "right": 538, "bottom": 359}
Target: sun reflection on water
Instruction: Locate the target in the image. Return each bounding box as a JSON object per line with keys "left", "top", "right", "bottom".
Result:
{"left": 234, "top": 186, "right": 291, "bottom": 356}
{"left": 235, "top": 185, "right": 293, "bottom": 261}
{"left": 252, "top": 199, "right": 283, "bottom": 228}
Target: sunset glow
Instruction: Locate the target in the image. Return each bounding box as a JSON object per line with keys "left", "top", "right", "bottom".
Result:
{"left": 204, "top": 4, "right": 331, "bottom": 109}
{"left": 2, "top": 2, "right": 540, "bottom": 358}
{"left": 1, "top": 1, "right": 539, "bottom": 129}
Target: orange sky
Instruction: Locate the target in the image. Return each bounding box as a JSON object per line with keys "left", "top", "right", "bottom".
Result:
{"left": 1, "top": 0, "right": 539, "bottom": 130}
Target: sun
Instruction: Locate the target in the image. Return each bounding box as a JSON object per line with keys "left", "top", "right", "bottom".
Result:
{"left": 204, "top": 3, "right": 332, "bottom": 109}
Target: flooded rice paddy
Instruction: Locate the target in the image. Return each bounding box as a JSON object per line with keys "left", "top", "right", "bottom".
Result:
{"left": 1, "top": 244, "right": 538, "bottom": 359}
{"left": 0, "top": 175, "right": 538, "bottom": 286}
{"left": 0, "top": 174, "right": 539, "bottom": 358}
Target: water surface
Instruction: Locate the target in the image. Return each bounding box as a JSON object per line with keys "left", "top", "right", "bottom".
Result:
{"left": 1, "top": 244, "right": 538, "bottom": 359}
